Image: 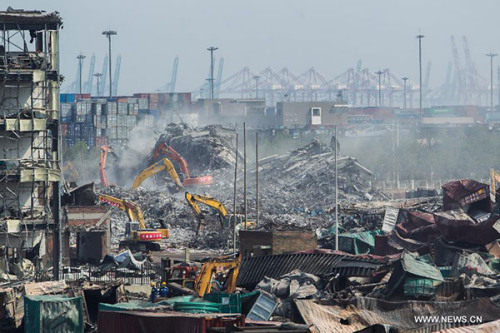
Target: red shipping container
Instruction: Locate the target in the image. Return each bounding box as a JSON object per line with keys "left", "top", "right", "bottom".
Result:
{"left": 95, "top": 136, "right": 109, "bottom": 147}
{"left": 75, "top": 93, "right": 91, "bottom": 101}
{"left": 149, "top": 93, "right": 159, "bottom": 103}
{"left": 60, "top": 123, "right": 69, "bottom": 136}
{"left": 98, "top": 311, "right": 245, "bottom": 333}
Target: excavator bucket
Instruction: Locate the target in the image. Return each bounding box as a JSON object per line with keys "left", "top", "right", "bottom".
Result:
{"left": 184, "top": 175, "right": 213, "bottom": 186}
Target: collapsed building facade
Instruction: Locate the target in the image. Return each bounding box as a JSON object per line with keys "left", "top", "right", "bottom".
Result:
{"left": 0, "top": 9, "right": 63, "bottom": 280}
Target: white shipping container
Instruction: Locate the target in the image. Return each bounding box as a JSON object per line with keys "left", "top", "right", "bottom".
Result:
{"left": 106, "top": 115, "right": 117, "bottom": 127}
{"left": 105, "top": 102, "right": 117, "bottom": 115}
{"left": 116, "top": 126, "right": 128, "bottom": 139}
{"left": 117, "top": 115, "right": 127, "bottom": 126}
{"left": 126, "top": 115, "right": 137, "bottom": 126}
{"left": 138, "top": 98, "right": 148, "bottom": 110}
{"left": 118, "top": 102, "right": 128, "bottom": 115}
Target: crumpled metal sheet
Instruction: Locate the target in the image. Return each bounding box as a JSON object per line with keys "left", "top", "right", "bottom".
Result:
{"left": 396, "top": 210, "right": 437, "bottom": 242}
{"left": 296, "top": 297, "right": 500, "bottom": 332}
{"left": 352, "top": 296, "right": 500, "bottom": 332}
{"left": 237, "top": 252, "right": 382, "bottom": 290}
{"left": 434, "top": 209, "right": 500, "bottom": 244}
{"left": 442, "top": 179, "right": 489, "bottom": 211}
{"left": 295, "top": 299, "right": 366, "bottom": 333}
{"left": 434, "top": 318, "right": 500, "bottom": 332}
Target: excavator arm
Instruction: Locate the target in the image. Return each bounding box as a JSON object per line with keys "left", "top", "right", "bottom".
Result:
{"left": 99, "top": 146, "right": 118, "bottom": 188}
{"left": 185, "top": 192, "right": 227, "bottom": 234}
{"left": 98, "top": 193, "right": 146, "bottom": 229}
{"left": 185, "top": 192, "right": 228, "bottom": 217}
{"left": 133, "top": 158, "right": 183, "bottom": 189}
{"left": 151, "top": 143, "right": 213, "bottom": 186}
{"left": 194, "top": 255, "right": 241, "bottom": 297}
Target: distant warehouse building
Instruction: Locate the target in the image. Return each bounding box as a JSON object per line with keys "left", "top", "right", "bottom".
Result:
{"left": 196, "top": 98, "right": 275, "bottom": 128}
{"left": 276, "top": 102, "right": 349, "bottom": 128}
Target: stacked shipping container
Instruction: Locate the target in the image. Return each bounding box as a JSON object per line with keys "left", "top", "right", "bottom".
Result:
{"left": 60, "top": 92, "right": 193, "bottom": 149}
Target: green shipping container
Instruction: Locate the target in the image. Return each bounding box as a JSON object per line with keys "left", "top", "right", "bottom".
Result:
{"left": 24, "top": 295, "right": 84, "bottom": 333}
{"left": 403, "top": 278, "right": 437, "bottom": 297}
{"left": 203, "top": 292, "right": 242, "bottom": 313}
{"left": 173, "top": 301, "right": 221, "bottom": 314}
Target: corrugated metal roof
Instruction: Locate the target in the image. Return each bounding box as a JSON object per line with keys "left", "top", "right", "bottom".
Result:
{"left": 435, "top": 319, "right": 500, "bottom": 332}
{"left": 237, "top": 253, "right": 381, "bottom": 289}
{"left": 354, "top": 296, "right": 500, "bottom": 333}
{"left": 295, "top": 299, "right": 365, "bottom": 333}
{"left": 401, "top": 252, "right": 443, "bottom": 281}
{"left": 296, "top": 297, "right": 500, "bottom": 333}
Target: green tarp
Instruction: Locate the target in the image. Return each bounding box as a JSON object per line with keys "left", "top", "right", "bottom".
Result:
{"left": 24, "top": 295, "right": 84, "bottom": 333}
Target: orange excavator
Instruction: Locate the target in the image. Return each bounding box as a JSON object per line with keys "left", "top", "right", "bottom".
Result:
{"left": 151, "top": 143, "right": 212, "bottom": 186}
{"left": 99, "top": 145, "right": 118, "bottom": 187}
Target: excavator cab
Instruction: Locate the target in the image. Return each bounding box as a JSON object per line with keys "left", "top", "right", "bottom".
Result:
{"left": 125, "top": 221, "right": 140, "bottom": 239}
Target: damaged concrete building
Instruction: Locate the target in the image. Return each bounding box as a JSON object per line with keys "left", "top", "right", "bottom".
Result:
{"left": 0, "top": 9, "right": 62, "bottom": 279}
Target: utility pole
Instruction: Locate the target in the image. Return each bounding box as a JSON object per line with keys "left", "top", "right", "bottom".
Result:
{"left": 486, "top": 53, "right": 497, "bottom": 123}
{"left": 255, "top": 132, "right": 259, "bottom": 225}
{"left": 334, "top": 125, "right": 338, "bottom": 251}
{"left": 233, "top": 133, "right": 238, "bottom": 254}
{"left": 402, "top": 77, "right": 408, "bottom": 109}
{"left": 207, "top": 46, "right": 218, "bottom": 99}
{"left": 77, "top": 53, "right": 85, "bottom": 94}
{"left": 94, "top": 73, "right": 102, "bottom": 96}
{"left": 243, "top": 122, "right": 247, "bottom": 229}
{"left": 416, "top": 34, "right": 425, "bottom": 119}
{"left": 102, "top": 30, "right": 117, "bottom": 97}
{"left": 375, "top": 70, "right": 383, "bottom": 106}
{"left": 253, "top": 75, "right": 261, "bottom": 99}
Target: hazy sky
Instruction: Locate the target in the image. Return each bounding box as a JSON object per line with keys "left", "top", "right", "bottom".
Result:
{"left": 11, "top": 1, "right": 500, "bottom": 95}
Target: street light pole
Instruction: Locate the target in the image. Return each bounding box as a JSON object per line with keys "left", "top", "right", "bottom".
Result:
{"left": 253, "top": 75, "right": 261, "bottom": 99}
{"left": 102, "top": 30, "right": 117, "bottom": 97}
{"left": 402, "top": 77, "right": 409, "bottom": 109}
{"left": 77, "top": 53, "right": 86, "bottom": 95}
{"left": 375, "top": 70, "right": 383, "bottom": 106}
{"left": 486, "top": 53, "right": 497, "bottom": 123}
{"left": 207, "top": 46, "right": 218, "bottom": 99}
{"left": 416, "top": 34, "right": 425, "bottom": 119}
{"left": 94, "top": 73, "right": 102, "bottom": 96}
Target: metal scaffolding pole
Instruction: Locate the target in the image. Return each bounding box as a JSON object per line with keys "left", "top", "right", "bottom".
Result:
{"left": 243, "top": 122, "right": 247, "bottom": 229}
{"left": 256, "top": 132, "right": 259, "bottom": 225}
{"left": 233, "top": 133, "right": 238, "bottom": 254}
{"left": 102, "top": 30, "right": 117, "bottom": 97}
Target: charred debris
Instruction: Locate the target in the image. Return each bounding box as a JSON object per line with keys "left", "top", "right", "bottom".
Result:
{"left": 1, "top": 122, "right": 500, "bottom": 332}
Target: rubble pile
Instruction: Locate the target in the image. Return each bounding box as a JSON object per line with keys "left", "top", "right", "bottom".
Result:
{"left": 258, "top": 139, "right": 381, "bottom": 207}
{"left": 100, "top": 185, "right": 228, "bottom": 248}
{"left": 153, "top": 123, "right": 239, "bottom": 171}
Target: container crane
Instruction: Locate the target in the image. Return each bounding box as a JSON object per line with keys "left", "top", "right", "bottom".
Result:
{"left": 84, "top": 54, "right": 95, "bottom": 94}
{"left": 168, "top": 56, "right": 179, "bottom": 92}
{"left": 100, "top": 55, "right": 108, "bottom": 96}
{"left": 215, "top": 57, "right": 224, "bottom": 98}
{"left": 112, "top": 55, "right": 121, "bottom": 96}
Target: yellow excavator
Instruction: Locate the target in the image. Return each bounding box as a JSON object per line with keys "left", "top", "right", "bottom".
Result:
{"left": 62, "top": 161, "right": 79, "bottom": 188}
{"left": 185, "top": 192, "right": 228, "bottom": 234}
{"left": 185, "top": 192, "right": 255, "bottom": 235}
{"left": 194, "top": 255, "right": 242, "bottom": 297}
{"left": 98, "top": 194, "right": 170, "bottom": 251}
{"left": 132, "top": 158, "right": 183, "bottom": 190}
{"left": 491, "top": 169, "right": 500, "bottom": 203}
